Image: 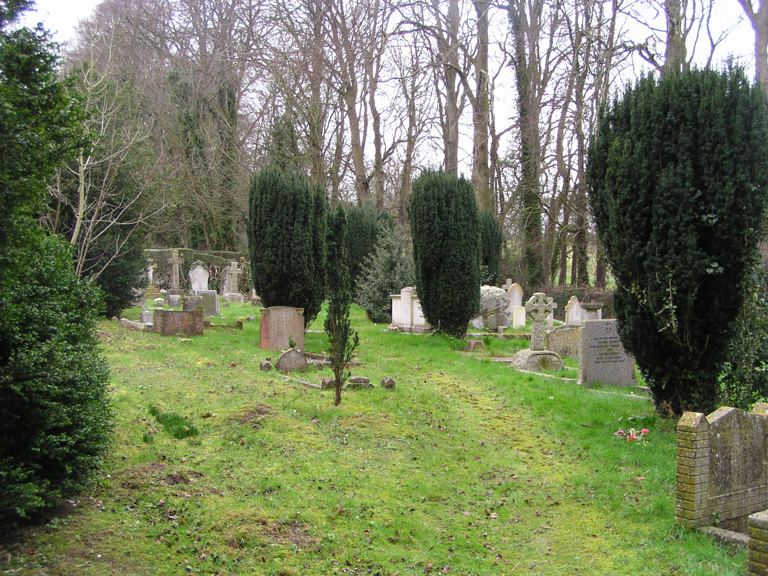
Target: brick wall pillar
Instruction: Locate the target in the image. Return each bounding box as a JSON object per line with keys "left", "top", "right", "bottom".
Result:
{"left": 676, "top": 412, "right": 710, "bottom": 528}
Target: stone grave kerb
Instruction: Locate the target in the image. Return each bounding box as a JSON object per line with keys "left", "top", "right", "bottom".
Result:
{"left": 525, "top": 292, "right": 556, "bottom": 351}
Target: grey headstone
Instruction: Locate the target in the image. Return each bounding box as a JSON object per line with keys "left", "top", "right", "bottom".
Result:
{"left": 260, "top": 361, "right": 273, "bottom": 371}
{"left": 578, "top": 320, "right": 635, "bottom": 386}
{"left": 380, "top": 377, "right": 396, "bottom": 389}
{"left": 140, "top": 309, "right": 153, "bottom": 324}
{"left": 276, "top": 348, "right": 308, "bottom": 372}
{"left": 525, "top": 293, "right": 557, "bottom": 351}
{"left": 347, "top": 376, "right": 372, "bottom": 389}
{"left": 189, "top": 265, "right": 209, "bottom": 292}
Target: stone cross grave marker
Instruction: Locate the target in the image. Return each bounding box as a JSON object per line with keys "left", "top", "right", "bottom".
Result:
{"left": 222, "top": 261, "right": 243, "bottom": 295}
{"left": 168, "top": 250, "right": 183, "bottom": 290}
{"left": 525, "top": 292, "right": 556, "bottom": 351}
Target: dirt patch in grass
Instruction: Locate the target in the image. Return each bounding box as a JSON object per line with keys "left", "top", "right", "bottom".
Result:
{"left": 115, "top": 462, "right": 168, "bottom": 489}
{"left": 212, "top": 509, "right": 318, "bottom": 551}
{"left": 232, "top": 402, "right": 275, "bottom": 428}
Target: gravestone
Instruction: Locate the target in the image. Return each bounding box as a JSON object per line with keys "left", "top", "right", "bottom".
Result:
{"left": 153, "top": 309, "right": 204, "bottom": 336}
{"left": 140, "top": 309, "right": 153, "bottom": 324}
{"left": 582, "top": 302, "right": 603, "bottom": 321}
{"left": 390, "top": 287, "right": 430, "bottom": 333}
{"left": 677, "top": 404, "right": 768, "bottom": 534}
{"left": 147, "top": 264, "right": 154, "bottom": 284}
{"left": 183, "top": 294, "right": 204, "bottom": 312}
{"left": 507, "top": 283, "right": 524, "bottom": 309}
{"left": 578, "top": 320, "right": 635, "bottom": 386}
{"left": 221, "top": 261, "right": 244, "bottom": 303}
{"left": 167, "top": 293, "right": 182, "bottom": 307}
{"left": 260, "top": 306, "right": 305, "bottom": 352}
{"left": 196, "top": 290, "right": 220, "bottom": 316}
{"left": 471, "top": 286, "right": 511, "bottom": 330}
{"left": 512, "top": 306, "right": 526, "bottom": 329}
{"left": 189, "top": 265, "right": 209, "bottom": 292}
{"left": 547, "top": 326, "right": 580, "bottom": 359}
{"left": 564, "top": 295, "right": 585, "bottom": 326}
{"left": 526, "top": 292, "right": 557, "bottom": 351}
{"left": 512, "top": 293, "right": 563, "bottom": 371}
{"left": 167, "top": 250, "right": 183, "bottom": 290}
{"left": 276, "top": 348, "right": 308, "bottom": 372}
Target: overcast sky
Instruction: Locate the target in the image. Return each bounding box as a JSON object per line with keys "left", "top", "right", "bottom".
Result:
{"left": 17, "top": 0, "right": 758, "bottom": 73}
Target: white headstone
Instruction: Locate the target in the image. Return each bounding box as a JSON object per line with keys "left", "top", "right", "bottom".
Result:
{"left": 189, "top": 266, "right": 209, "bottom": 292}
{"left": 507, "top": 283, "right": 524, "bottom": 309}
{"left": 513, "top": 306, "right": 526, "bottom": 329}
{"left": 565, "top": 295, "right": 585, "bottom": 326}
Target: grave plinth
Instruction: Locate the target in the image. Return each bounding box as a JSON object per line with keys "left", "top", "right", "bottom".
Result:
{"left": 153, "top": 309, "right": 204, "bottom": 336}
{"left": 260, "top": 306, "right": 305, "bottom": 352}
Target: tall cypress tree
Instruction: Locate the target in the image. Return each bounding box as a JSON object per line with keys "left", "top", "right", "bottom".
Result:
{"left": 409, "top": 170, "right": 480, "bottom": 338}
{"left": 248, "top": 167, "right": 326, "bottom": 328}
{"left": 587, "top": 66, "right": 768, "bottom": 414}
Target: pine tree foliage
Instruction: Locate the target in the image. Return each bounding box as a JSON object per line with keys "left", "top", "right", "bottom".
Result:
{"left": 587, "top": 66, "right": 768, "bottom": 415}
{"left": 409, "top": 170, "right": 481, "bottom": 338}
{"left": 344, "top": 204, "right": 392, "bottom": 294}
{"left": 324, "top": 204, "right": 359, "bottom": 406}
{"left": 479, "top": 210, "right": 503, "bottom": 285}
{"left": 248, "top": 166, "right": 326, "bottom": 328}
{"left": 355, "top": 227, "right": 415, "bottom": 324}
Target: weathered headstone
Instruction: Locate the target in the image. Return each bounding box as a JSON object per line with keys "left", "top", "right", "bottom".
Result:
{"left": 276, "top": 348, "right": 308, "bottom": 372}
{"left": 676, "top": 404, "right": 768, "bottom": 534}
{"left": 564, "top": 295, "right": 585, "bottom": 326}
{"left": 147, "top": 264, "right": 154, "bottom": 284}
{"left": 196, "top": 290, "right": 220, "bottom": 316}
{"left": 582, "top": 302, "right": 603, "bottom": 321}
{"left": 260, "top": 306, "right": 305, "bottom": 352}
{"left": 221, "top": 261, "right": 244, "bottom": 303}
{"left": 512, "top": 306, "right": 526, "bottom": 329}
{"left": 471, "top": 286, "right": 511, "bottom": 330}
{"left": 390, "top": 287, "right": 430, "bottom": 333}
{"left": 168, "top": 250, "right": 183, "bottom": 290}
{"left": 526, "top": 292, "right": 557, "bottom": 351}
{"left": 140, "top": 309, "right": 153, "bottom": 324}
{"left": 511, "top": 293, "right": 563, "bottom": 371}
{"left": 189, "top": 265, "right": 209, "bottom": 292}
{"left": 153, "top": 309, "right": 204, "bottom": 336}
{"left": 547, "top": 326, "right": 580, "bottom": 359}
{"left": 380, "top": 377, "right": 396, "bottom": 389}
{"left": 507, "top": 283, "right": 524, "bottom": 309}
{"left": 167, "top": 294, "right": 182, "bottom": 307}
{"left": 183, "top": 294, "right": 204, "bottom": 312}
{"left": 578, "top": 320, "right": 635, "bottom": 386}
{"left": 347, "top": 376, "right": 372, "bottom": 389}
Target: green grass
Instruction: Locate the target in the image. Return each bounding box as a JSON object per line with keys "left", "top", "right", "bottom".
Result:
{"left": 0, "top": 303, "right": 744, "bottom": 575}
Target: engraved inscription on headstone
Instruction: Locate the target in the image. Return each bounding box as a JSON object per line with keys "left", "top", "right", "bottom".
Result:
{"left": 578, "top": 320, "right": 635, "bottom": 386}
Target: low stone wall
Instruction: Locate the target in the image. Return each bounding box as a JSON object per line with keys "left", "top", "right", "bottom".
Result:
{"left": 547, "top": 326, "right": 579, "bottom": 359}
{"left": 676, "top": 404, "right": 768, "bottom": 533}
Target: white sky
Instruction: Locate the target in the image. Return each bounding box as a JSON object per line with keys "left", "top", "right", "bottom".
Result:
{"left": 21, "top": 0, "right": 102, "bottom": 45}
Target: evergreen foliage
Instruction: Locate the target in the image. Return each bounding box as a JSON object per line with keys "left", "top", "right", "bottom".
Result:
{"left": 324, "top": 204, "right": 359, "bottom": 406}
{"left": 479, "top": 210, "right": 503, "bottom": 285}
{"left": 248, "top": 166, "right": 326, "bottom": 328}
{"left": 409, "top": 170, "right": 480, "bottom": 338}
{"left": 0, "top": 2, "right": 112, "bottom": 521}
{"left": 587, "top": 66, "right": 768, "bottom": 414}
{"left": 355, "top": 227, "right": 415, "bottom": 324}
{"left": 0, "top": 220, "right": 112, "bottom": 522}
{"left": 344, "top": 204, "right": 392, "bottom": 293}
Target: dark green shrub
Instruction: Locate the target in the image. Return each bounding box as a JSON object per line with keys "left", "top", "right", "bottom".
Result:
{"left": 409, "top": 170, "right": 480, "bottom": 338}
{"left": 479, "top": 210, "right": 503, "bottom": 285}
{"left": 0, "top": 219, "right": 112, "bottom": 522}
{"left": 588, "top": 66, "right": 768, "bottom": 415}
{"left": 324, "top": 204, "right": 359, "bottom": 406}
{"left": 355, "top": 227, "right": 415, "bottom": 324}
{"left": 344, "top": 204, "right": 392, "bottom": 293}
{"left": 248, "top": 166, "right": 326, "bottom": 328}
{"left": 719, "top": 266, "right": 768, "bottom": 409}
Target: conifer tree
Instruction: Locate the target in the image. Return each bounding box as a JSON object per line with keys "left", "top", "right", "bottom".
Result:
{"left": 588, "top": 66, "right": 768, "bottom": 414}
{"left": 479, "top": 210, "right": 503, "bottom": 285}
{"left": 324, "top": 204, "right": 359, "bottom": 406}
{"left": 248, "top": 166, "right": 326, "bottom": 328}
{"left": 409, "top": 170, "right": 480, "bottom": 338}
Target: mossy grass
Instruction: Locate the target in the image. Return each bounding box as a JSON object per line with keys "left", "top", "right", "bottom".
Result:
{"left": 0, "top": 302, "right": 743, "bottom": 575}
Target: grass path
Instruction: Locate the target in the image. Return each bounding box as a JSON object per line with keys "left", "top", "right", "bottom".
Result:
{"left": 0, "top": 305, "right": 745, "bottom": 575}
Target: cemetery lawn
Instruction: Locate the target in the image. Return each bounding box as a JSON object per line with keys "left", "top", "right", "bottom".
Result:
{"left": 1, "top": 304, "right": 743, "bottom": 575}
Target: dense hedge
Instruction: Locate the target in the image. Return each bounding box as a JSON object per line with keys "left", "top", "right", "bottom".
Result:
{"left": 588, "top": 66, "right": 768, "bottom": 414}
{"left": 0, "top": 220, "right": 112, "bottom": 522}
